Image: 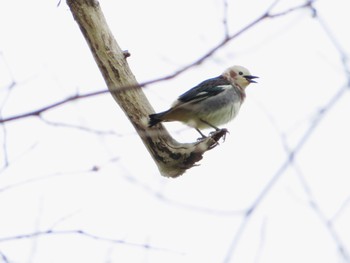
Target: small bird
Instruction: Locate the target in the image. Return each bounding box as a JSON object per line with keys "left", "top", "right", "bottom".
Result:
{"left": 149, "top": 65, "right": 258, "bottom": 138}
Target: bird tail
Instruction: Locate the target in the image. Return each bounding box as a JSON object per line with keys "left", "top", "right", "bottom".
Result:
{"left": 148, "top": 111, "right": 167, "bottom": 127}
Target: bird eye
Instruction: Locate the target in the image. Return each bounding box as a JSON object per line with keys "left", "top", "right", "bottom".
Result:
{"left": 239, "top": 71, "right": 243, "bottom": 75}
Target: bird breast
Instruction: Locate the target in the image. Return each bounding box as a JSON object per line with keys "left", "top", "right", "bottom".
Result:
{"left": 193, "top": 86, "right": 243, "bottom": 128}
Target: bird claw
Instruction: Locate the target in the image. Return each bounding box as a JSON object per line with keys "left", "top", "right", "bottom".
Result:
{"left": 210, "top": 128, "right": 229, "bottom": 142}
{"left": 195, "top": 128, "right": 229, "bottom": 144}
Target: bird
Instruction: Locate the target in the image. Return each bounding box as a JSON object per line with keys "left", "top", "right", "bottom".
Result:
{"left": 148, "top": 65, "right": 258, "bottom": 138}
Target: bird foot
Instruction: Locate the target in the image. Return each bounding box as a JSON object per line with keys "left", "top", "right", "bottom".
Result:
{"left": 209, "top": 128, "right": 229, "bottom": 142}
{"left": 195, "top": 128, "right": 229, "bottom": 144}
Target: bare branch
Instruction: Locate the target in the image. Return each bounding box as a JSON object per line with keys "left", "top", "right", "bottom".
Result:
{"left": 0, "top": 251, "right": 9, "bottom": 263}
{"left": 38, "top": 116, "right": 122, "bottom": 136}
{"left": 64, "top": 0, "right": 315, "bottom": 178}
{"left": 0, "top": 229, "right": 181, "bottom": 254}
{"left": 0, "top": 124, "right": 8, "bottom": 169}
{"left": 279, "top": 126, "right": 350, "bottom": 262}
{"left": 223, "top": 2, "right": 350, "bottom": 258}
{"left": 331, "top": 196, "right": 350, "bottom": 223}
{"left": 0, "top": 167, "right": 102, "bottom": 194}
{"left": 0, "top": 67, "right": 17, "bottom": 169}
{"left": 223, "top": 86, "right": 347, "bottom": 263}
{"left": 316, "top": 15, "right": 350, "bottom": 85}
{"left": 308, "top": 197, "right": 350, "bottom": 261}
{"left": 268, "top": 0, "right": 315, "bottom": 18}
{"left": 0, "top": 0, "right": 316, "bottom": 177}
{"left": 64, "top": 0, "right": 234, "bottom": 177}
{"left": 0, "top": 90, "right": 108, "bottom": 123}
{"left": 0, "top": 0, "right": 314, "bottom": 125}
{"left": 222, "top": 0, "right": 230, "bottom": 39}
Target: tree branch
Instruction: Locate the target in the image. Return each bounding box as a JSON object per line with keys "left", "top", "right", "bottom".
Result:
{"left": 0, "top": 0, "right": 314, "bottom": 177}
{"left": 0, "top": 229, "right": 179, "bottom": 254}
{"left": 66, "top": 0, "right": 226, "bottom": 177}
{"left": 0, "top": 0, "right": 314, "bottom": 125}
{"left": 223, "top": 86, "right": 347, "bottom": 263}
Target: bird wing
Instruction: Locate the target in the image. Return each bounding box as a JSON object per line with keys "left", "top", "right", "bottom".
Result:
{"left": 177, "top": 75, "right": 231, "bottom": 104}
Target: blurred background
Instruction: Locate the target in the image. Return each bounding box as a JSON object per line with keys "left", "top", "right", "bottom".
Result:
{"left": 0, "top": 0, "right": 349, "bottom": 262}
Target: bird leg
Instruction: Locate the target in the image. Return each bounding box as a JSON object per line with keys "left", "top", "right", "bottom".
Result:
{"left": 198, "top": 118, "right": 229, "bottom": 141}
{"left": 199, "top": 118, "right": 220, "bottom": 131}
{"left": 195, "top": 128, "right": 207, "bottom": 140}
{"left": 199, "top": 119, "right": 220, "bottom": 134}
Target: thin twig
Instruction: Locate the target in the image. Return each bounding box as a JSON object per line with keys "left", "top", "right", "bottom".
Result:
{"left": 0, "top": 251, "right": 9, "bottom": 263}
{"left": 223, "top": 86, "right": 347, "bottom": 263}
{"left": 222, "top": 0, "right": 230, "bottom": 39}
{"left": 38, "top": 116, "right": 122, "bottom": 136}
{"left": 0, "top": 0, "right": 314, "bottom": 125}
{"left": 0, "top": 229, "right": 182, "bottom": 254}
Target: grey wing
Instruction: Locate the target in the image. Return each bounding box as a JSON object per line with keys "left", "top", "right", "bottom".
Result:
{"left": 177, "top": 75, "right": 231, "bottom": 104}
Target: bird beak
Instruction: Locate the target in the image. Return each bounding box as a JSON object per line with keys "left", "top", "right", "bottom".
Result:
{"left": 244, "top": 75, "right": 259, "bottom": 83}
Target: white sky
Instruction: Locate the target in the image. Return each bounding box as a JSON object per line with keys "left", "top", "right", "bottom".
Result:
{"left": 0, "top": 0, "right": 350, "bottom": 262}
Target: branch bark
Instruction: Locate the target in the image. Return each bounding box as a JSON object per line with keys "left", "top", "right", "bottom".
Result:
{"left": 66, "top": 0, "right": 225, "bottom": 177}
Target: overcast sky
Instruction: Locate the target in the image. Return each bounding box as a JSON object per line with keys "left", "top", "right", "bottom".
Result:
{"left": 0, "top": 0, "right": 350, "bottom": 262}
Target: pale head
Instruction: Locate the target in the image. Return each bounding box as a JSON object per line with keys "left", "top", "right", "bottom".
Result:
{"left": 222, "top": 65, "right": 258, "bottom": 89}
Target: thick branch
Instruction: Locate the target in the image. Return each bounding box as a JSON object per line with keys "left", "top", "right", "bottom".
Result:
{"left": 1, "top": 1, "right": 314, "bottom": 124}
{"left": 66, "top": 0, "right": 224, "bottom": 177}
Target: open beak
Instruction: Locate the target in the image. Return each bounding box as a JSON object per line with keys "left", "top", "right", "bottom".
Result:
{"left": 244, "top": 75, "right": 259, "bottom": 83}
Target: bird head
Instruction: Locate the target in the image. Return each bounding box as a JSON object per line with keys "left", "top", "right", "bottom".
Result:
{"left": 223, "top": 65, "right": 258, "bottom": 89}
